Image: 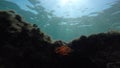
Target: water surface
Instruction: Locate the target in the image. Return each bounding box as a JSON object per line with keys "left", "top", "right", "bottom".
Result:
{"left": 0, "top": 0, "right": 120, "bottom": 42}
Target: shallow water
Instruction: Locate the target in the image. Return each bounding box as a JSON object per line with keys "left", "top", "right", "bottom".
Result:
{"left": 0, "top": 0, "right": 120, "bottom": 42}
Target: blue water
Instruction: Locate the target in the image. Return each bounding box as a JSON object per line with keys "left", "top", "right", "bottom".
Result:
{"left": 0, "top": 0, "right": 120, "bottom": 42}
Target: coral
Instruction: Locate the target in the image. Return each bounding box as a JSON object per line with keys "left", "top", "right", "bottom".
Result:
{"left": 55, "top": 45, "right": 72, "bottom": 56}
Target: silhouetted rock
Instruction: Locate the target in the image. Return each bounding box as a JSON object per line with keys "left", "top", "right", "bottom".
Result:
{"left": 70, "top": 32, "right": 120, "bottom": 68}
{"left": 0, "top": 10, "right": 54, "bottom": 68}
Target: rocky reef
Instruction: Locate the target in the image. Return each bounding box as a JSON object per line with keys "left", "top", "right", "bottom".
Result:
{"left": 0, "top": 10, "right": 120, "bottom": 68}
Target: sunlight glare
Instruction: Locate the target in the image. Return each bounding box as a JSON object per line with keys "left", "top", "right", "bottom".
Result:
{"left": 60, "top": 0, "right": 78, "bottom": 6}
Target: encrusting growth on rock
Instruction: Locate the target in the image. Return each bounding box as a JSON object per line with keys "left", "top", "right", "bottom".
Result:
{"left": 55, "top": 45, "right": 72, "bottom": 56}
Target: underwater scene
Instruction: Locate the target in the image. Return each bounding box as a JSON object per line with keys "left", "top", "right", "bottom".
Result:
{"left": 0, "top": 0, "right": 120, "bottom": 42}
{"left": 0, "top": 0, "right": 120, "bottom": 68}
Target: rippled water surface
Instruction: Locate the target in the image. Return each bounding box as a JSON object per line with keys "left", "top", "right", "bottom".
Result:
{"left": 0, "top": 0, "right": 120, "bottom": 42}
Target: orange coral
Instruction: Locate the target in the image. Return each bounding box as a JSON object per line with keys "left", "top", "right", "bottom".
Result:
{"left": 55, "top": 45, "right": 72, "bottom": 56}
